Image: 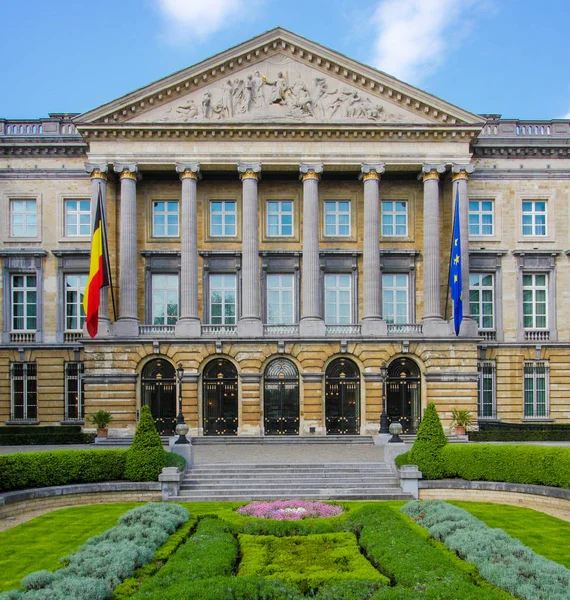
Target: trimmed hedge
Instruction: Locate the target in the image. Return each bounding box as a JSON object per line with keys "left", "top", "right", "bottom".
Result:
{"left": 405, "top": 402, "right": 448, "bottom": 479}
{"left": 472, "top": 422, "right": 570, "bottom": 442}
{"left": 441, "top": 443, "right": 570, "bottom": 488}
{"left": 0, "top": 426, "right": 95, "bottom": 446}
{"left": 124, "top": 406, "right": 166, "bottom": 482}
{"left": 0, "top": 449, "right": 127, "bottom": 492}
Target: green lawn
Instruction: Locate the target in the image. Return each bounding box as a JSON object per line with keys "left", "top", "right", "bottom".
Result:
{"left": 0, "top": 503, "right": 142, "bottom": 592}
{"left": 454, "top": 501, "right": 570, "bottom": 569}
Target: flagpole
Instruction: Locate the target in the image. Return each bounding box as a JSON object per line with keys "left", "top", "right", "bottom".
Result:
{"left": 98, "top": 191, "right": 117, "bottom": 322}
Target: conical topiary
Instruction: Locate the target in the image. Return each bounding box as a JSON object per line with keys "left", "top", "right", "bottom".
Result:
{"left": 124, "top": 405, "right": 166, "bottom": 481}
{"left": 408, "top": 402, "right": 448, "bottom": 479}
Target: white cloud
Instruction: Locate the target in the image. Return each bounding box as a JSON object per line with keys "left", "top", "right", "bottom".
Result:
{"left": 156, "top": 0, "right": 259, "bottom": 44}
{"left": 370, "top": 0, "right": 473, "bottom": 84}
{"left": 563, "top": 110, "right": 570, "bottom": 119}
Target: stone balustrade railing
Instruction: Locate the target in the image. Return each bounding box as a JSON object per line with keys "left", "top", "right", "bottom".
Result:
{"left": 0, "top": 115, "right": 80, "bottom": 137}
{"left": 478, "top": 119, "right": 569, "bottom": 139}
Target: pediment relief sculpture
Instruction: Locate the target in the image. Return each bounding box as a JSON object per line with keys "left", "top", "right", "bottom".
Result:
{"left": 136, "top": 56, "right": 425, "bottom": 125}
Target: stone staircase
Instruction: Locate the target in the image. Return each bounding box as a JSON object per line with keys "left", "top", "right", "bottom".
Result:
{"left": 191, "top": 435, "right": 375, "bottom": 445}
{"left": 172, "top": 462, "right": 413, "bottom": 502}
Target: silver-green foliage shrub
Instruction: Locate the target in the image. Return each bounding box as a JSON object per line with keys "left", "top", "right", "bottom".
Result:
{"left": 402, "top": 500, "right": 570, "bottom": 600}
{"left": 0, "top": 503, "right": 189, "bottom": 600}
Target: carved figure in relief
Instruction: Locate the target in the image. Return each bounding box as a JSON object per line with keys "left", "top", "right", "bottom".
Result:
{"left": 201, "top": 91, "right": 220, "bottom": 119}
{"left": 264, "top": 72, "right": 288, "bottom": 105}
{"left": 244, "top": 75, "right": 255, "bottom": 112}
{"left": 233, "top": 78, "right": 246, "bottom": 113}
{"left": 313, "top": 77, "right": 337, "bottom": 118}
{"left": 221, "top": 80, "right": 234, "bottom": 118}
{"left": 253, "top": 71, "right": 265, "bottom": 107}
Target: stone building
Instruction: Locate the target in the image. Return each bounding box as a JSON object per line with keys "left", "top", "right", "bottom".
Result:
{"left": 1, "top": 28, "right": 569, "bottom": 437}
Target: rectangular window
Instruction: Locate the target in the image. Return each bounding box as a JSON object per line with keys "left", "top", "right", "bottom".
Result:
{"left": 469, "top": 200, "right": 494, "bottom": 236}
{"left": 382, "top": 273, "right": 409, "bottom": 324}
{"left": 524, "top": 361, "right": 549, "bottom": 418}
{"left": 523, "top": 273, "right": 547, "bottom": 329}
{"left": 65, "top": 274, "right": 87, "bottom": 331}
{"left": 478, "top": 360, "right": 496, "bottom": 419}
{"left": 266, "top": 200, "right": 293, "bottom": 237}
{"left": 151, "top": 274, "right": 179, "bottom": 325}
{"left": 324, "top": 274, "right": 351, "bottom": 324}
{"left": 324, "top": 201, "right": 351, "bottom": 237}
{"left": 469, "top": 273, "right": 494, "bottom": 330}
{"left": 381, "top": 201, "right": 408, "bottom": 237}
{"left": 65, "top": 362, "right": 85, "bottom": 420}
{"left": 10, "top": 362, "right": 37, "bottom": 420}
{"left": 152, "top": 200, "right": 179, "bottom": 237}
{"left": 10, "top": 199, "right": 37, "bottom": 237}
{"left": 64, "top": 199, "right": 91, "bottom": 237}
{"left": 522, "top": 200, "right": 546, "bottom": 236}
{"left": 209, "top": 274, "right": 236, "bottom": 324}
{"left": 11, "top": 274, "right": 37, "bottom": 331}
{"left": 210, "top": 200, "right": 237, "bottom": 237}
{"left": 266, "top": 274, "right": 294, "bottom": 324}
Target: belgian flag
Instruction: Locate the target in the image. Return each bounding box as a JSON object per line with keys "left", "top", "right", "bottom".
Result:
{"left": 83, "top": 189, "right": 111, "bottom": 338}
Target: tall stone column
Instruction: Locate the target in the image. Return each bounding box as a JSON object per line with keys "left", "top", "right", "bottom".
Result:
{"left": 360, "top": 163, "right": 386, "bottom": 336}
{"left": 237, "top": 162, "right": 263, "bottom": 337}
{"left": 422, "top": 165, "right": 446, "bottom": 334}
{"left": 175, "top": 162, "right": 201, "bottom": 337}
{"left": 451, "top": 164, "right": 478, "bottom": 335}
{"left": 85, "top": 163, "right": 111, "bottom": 336}
{"left": 113, "top": 164, "right": 140, "bottom": 337}
{"left": 299, "top": 163, "right": 325, "bottom": 337}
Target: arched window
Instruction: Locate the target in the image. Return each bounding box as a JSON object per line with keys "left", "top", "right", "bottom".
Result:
{"left": 325, "top": 358, "right": 360, "bottom": 435}
{"left": 202, "top": 358, "right": 238, "bottom": 435}
{"left": 141, "top": 359, "right": 176, "bottom": 434}
{"left": 386, "top": 357, "right": 421, "bottom": 432}
{"left": 263, "top": 359, "right": 299, "bottom": 435}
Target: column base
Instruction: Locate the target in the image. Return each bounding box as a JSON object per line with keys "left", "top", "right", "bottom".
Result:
{"left": 113, "top": 318, "right": 140, "bottom": 337}
{"left": 422, "top": 318, "right": 449, "bottom": 337}
{"left": 361, "top": 318, "right": 387, "bottom": 336}
{"left": 237, "top": 318, "right": 263, "bottom": 337}
{"left": 175, "top": 318, "right": 201, "bottom": 337}
{"left": 299, "top": 318, "right": 326, "bottom": 337}
{"left": 83, "top": 317, "right": 112, "bottom": 339}
{"left": 458, "top": 317, "right": 479, "bottom": 337}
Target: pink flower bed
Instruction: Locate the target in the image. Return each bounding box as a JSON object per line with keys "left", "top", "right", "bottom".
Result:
{"left": 236, "top": 500, "right": 343, "bottom": 520}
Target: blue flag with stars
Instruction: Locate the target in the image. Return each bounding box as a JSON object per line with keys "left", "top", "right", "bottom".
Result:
{"left": 450, "top": 190, "right": 463, "bottom": 335}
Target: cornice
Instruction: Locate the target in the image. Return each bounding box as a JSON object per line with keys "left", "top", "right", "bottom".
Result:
{"left": 0, "top": 141, "right": 88, "bottom": 157}
{"left": 472, "top": 146, "right": 569, "bottom": 159}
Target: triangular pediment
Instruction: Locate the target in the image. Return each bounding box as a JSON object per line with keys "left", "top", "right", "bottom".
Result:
{"left": 76, "top": 28, "right": 482, "bottom": 129}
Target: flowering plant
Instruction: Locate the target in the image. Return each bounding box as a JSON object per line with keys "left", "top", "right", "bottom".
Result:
{"left": 236, "top": 500, "right": 343, "bottom": 520}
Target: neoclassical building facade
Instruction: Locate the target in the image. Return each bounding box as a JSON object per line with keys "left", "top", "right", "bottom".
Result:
{"left": 1, "top": 29, "right": 569, "bottom": 436}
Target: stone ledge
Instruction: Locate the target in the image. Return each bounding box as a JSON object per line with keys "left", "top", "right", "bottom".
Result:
{"left": 419, "top": 479, "right": 570, "bottom": 500}
{"left": 1, "top": 481, "right": 161, "bottom": 506}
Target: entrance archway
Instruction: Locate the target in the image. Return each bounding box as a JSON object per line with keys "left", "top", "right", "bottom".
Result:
{"left": 141, "top": 359, "right": 176, "bottom": 434}
{"left": 202, "top": 358, "right": 238, "bottom": 435}
{"left": 325, "top": 358, "right": 360, "bottom": 435}
{"left": 263, "top": 358, "right": 299, "bottom": 435}
{"left": 386, "top": 357, "right": 421, "bottom": 433}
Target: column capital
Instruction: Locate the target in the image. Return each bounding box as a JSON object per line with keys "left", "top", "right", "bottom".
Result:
{"left": 421, "top": 164, "right": 446, "bottom": 181}
{"left": 114, "top": 163, "right": 139, "bottom": 180}
{"left": 360, "top": 163, "right": 385, "bottom": 180}
{"left": 176, "top": 162, "right": 201, "bottom": 180}
{"left": 451, "top": 164, "right": 475, "bottom": 181}
{"left": 299, "top": 163, "right": 323, "bottom": 181}
{"left": 85, "top": 163, "right": 108, "bottom": 179}
{"left": 238, "top": 162, "right": 261, "bottom": 181}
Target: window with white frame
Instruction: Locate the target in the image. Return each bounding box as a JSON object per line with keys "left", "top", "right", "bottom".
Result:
{"left": 209, "top": 274, "right": 236, "bottom": 324}
{"left": 478, "top": 360, "right": 496, "bottom": 419}
{"left": 324, "top": 274, "right": 352, "bottom": 324}
{"left": 10, "top": 199, "right": 37, "bottom": 237}
{"left": 152, "top": 200, "right": 179, "bottom": 237}
{"left": 469, "top": 200, "right": 494, "bottom": 236}
{"left": 210, "top": 200, "right": 237, "bottom": 237}
{"left": 524, "top": 361, "right": 549, "bottom": 418}
{"left": 65, "top": 274, "right": 87, "bottom": 332}
{"left": 151, "top": 274, "right": 179, "bottom": 325}
{"left": 469, "top": 273, "right": 495, "bottom": 330}
{"left": 522, "top": 201, "right": 546, "bottom": 236}
{"left": 324, "top": 201, "right": 350, "bottom": 237}
{"left": 266, "top": 200, "right": 293, "bottom": 237}
{"left": 11, "top": 274, "right": 37, "bottom": 331}
{"left": 523, "top": 273, "right": 547, "bottom": 329}
{"left": 65, "top": 362, "right": 84, "bottom": 420}
{"left": 266, "top": 274, "right": 294, "bottom": 324}
{"left": 382, "top": 273, "right": 409, "bottom": 324}
{"left": 64, "top": 199, "right": 91, "bottom": 237}
{"left": 381, "top": 201, "right": 408, "bottom": 237}
{"left": 10, "top": 362, "right": 37, "bottom": 420}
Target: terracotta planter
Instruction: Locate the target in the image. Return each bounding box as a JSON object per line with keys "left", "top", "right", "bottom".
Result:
{"left": 97, "top": 428, "right": 109, "bottom": 438}
{"left": 454, "top": 425, "right": 466, "bottom": 436}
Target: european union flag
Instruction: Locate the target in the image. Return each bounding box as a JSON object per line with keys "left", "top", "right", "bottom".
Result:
{"left": 450, "top": 190, "right": 463, "bottom": 335}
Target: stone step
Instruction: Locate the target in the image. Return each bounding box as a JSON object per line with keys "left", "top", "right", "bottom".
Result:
{"left": 188, "top": 462, "right": 388, "bottom": 470}
{"left": 183, "top": 474, "right": 395, "bottom": 482}
{"left": 180, "top": 483, "right": 401, "bottom": 493}
{"left": 191, "top": 435, "right": 375, "bottom": 445}
{"left": 172, "top": 491, "right": 414, "bottom": 502}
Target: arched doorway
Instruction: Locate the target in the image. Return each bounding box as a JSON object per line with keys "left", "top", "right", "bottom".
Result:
{"left": 263, "top": 358, "right": 299, "bottom": 435}
{"left": 202, "top": 358, "right": 238, "bottom": 435}
{"left": 141, "top": 359, "right": 177, "bottom": 434}
{"left": 386, "top": 357, "right": 421, "bottom": 433}
{"left": 325, "top": 358, "right": 360, "bottom": 435}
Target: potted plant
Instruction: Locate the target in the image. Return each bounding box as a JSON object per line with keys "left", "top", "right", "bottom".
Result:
{"left": 450, "top": 409, "right": 473, "bottom": 436}
{"left": 89, "top": 410, "right": 113, "bottom": 438}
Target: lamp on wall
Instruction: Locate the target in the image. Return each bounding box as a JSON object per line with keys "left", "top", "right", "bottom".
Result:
{"left": 379, "top": 364, "right": 389, "bottom": 434}
{"left": 175, "top": 362, "right": 190, "bottom": 445}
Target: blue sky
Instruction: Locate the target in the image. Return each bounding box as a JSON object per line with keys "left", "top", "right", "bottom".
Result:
{"left": 1, "top": 0, "right": 568, "bottom": 120}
